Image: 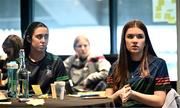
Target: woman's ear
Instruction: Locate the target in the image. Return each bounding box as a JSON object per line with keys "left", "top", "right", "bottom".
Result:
{"left": 26, "top": 35, "right": 31, "bottom": 43}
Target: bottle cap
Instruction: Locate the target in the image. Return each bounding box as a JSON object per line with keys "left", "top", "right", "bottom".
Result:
{"left": 6, "top": 61, "right": 18, "bottom": 69}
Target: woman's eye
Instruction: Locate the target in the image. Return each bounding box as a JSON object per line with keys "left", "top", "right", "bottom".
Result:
{"left": 35, "top": 34, "right": 43, "bottom": 39}
{"left": 76, "top": 45, "right": 82, "bottom": 48}
{"left": 127, "top": 34, "right": 134, "bottom": 39}
{"left": 136, "top": 34, "right": 144, "bottom": 39}
{"left": 84, "top": 45, "right": 87, "bottom": 47}
{"left": 35, "top": 34, "right": 49, "bottom": 39}
{"left": 76, "top": 44, "right": 88, "bottom": 48}
{"left": 127, "top": 34, "right": 144, "bottom": 39}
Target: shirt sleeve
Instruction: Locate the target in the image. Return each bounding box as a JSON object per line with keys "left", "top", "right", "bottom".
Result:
{"left": 63, "top": 56, "right": 75, "bottom": 74}
{"left": 96, "top": 56, "right": 111, "bottom": 78}
{"left": 154, "top": 59, "right": 171, "bottom": 91}
{"left": 53, "top": 56, "right": 69, "bottom": 81}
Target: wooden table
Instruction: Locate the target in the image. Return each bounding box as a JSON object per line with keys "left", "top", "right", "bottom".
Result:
{"left": 0, "top": 96, "right": 115, "bottom": 108}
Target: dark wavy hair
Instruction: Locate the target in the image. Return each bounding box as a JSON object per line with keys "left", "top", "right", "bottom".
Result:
{"left": 2, "top": 34, "right": 23, "bottom": 60}
{"left": 23, "top": 22, "right": 48, "bottom": 57}
{"left": 112, "top": 20, "right": 157, "bottom": 92}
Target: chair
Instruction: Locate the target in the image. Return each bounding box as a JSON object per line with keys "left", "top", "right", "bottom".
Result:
{"left": 162, "top": 88, "right": 180, "bottom": 108}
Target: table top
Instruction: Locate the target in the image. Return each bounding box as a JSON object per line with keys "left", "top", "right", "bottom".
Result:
{"left": 0, "top": 96, "right": 115, "bottom": 107}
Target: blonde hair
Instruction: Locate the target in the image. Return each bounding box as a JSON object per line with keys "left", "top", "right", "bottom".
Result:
{"left": 73, "top": 35, "right": 90, "bottom": 49}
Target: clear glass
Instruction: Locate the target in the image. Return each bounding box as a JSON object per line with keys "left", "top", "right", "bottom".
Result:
{"left": 33, "top": 0, "right": 110, "bottom": 55}
{"left": 117, "top": 0, "right": 177, "bottom": 81}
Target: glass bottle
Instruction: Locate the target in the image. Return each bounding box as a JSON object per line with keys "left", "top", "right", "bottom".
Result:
{"left": 16, "top": 49, "right": 30, "bottom": 98}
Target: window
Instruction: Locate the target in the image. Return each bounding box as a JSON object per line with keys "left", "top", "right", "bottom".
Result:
{"left": 0, "top": 0, "right": 21, "bottom": 56}
{"left": 117, "top": 0, "right": 177, "bottom": 81}
{"left": 33, "top": 0, "right": 110, "bottom": 55}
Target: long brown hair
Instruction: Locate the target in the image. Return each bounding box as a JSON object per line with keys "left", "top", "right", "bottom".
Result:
{"left": 112, "top": 20, "right": 157, "bottom": 92}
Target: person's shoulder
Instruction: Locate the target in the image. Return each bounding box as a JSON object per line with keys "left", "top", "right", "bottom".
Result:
{"left": 0, "top": 54, "right": 7, "bottom": 60}
{"left": 64, "top": 55, "right": 76, "bottom": 61}
{"left": 46, "top": 52, "right": 62, "bottom": 61}
{"left": 88, "top": 53, "right": 107, "bottom": 63}
{"left": 89, "top": 52, "right": 106, "bottom": 59}
{"left": 149, "top": 55, "right": 166, "bottom": 64}
{"left": 66, "top": 55, "right": 76, "bottom": 59}
{"left": 111, "top": 60, "right": 118, "bottom": 67}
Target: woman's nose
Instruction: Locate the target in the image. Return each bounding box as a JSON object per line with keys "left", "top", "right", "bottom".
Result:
{"left": 132, "top": 37, "right": 138, "bottom": 41}
{"left": 81, "top": 46, "right": 85, "bottom": 50}
{"left": 40, "top": 36, "right": 46, "bottom": 42}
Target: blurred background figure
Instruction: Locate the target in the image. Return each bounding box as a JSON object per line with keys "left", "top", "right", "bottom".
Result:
{"left": 0, "top": 34, "right": 23, "bottom": 89}
{"left": 63, "top": 35, "right": 111, "bottom": 91}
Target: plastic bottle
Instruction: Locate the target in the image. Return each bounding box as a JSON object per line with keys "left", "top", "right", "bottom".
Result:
{"left": 6, "top": 61, "right": 18, "bottom": 97}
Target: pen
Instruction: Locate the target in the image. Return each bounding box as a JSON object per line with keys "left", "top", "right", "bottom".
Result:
{"left": 80, "top": 94, "right": 99, "bottom": 97}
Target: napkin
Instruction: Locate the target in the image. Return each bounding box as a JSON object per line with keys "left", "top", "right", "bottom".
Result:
{"left": 26, "top": 98, "right": 45, "bottom": 106}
